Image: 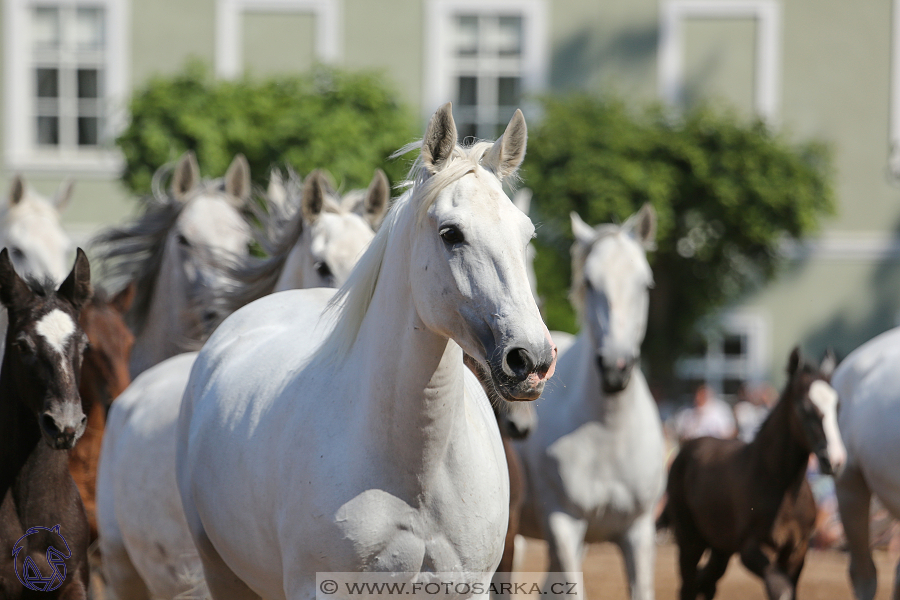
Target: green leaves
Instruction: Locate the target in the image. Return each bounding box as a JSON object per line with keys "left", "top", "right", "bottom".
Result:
{"left": 117, "top": 62, "right": 417, "bottom": 196}
{"left": 524, "top": 94, "right": 835, "bottom": 382}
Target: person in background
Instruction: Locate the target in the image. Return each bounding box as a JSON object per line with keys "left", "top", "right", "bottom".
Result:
{"left": 673, "top": 384, "right": 737, "bottom": 442}
{"left": 733, "top": 383, "right": 777, "bottom": 442}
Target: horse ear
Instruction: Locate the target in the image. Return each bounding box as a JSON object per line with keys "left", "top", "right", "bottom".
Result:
{"left": 482, "top": 109, "right": 527, "bottom": 180}
{"left": 302, "top": 170, "right": 328, "bottom": 224}
{"left": 625, "top": 203, "right": 657, "bottom": 250}
{"left": 171, "top": 152, "right": 200, "bottom": 201}
{"left": 267, "top": 168, "right": 289, "bottom": 212}
{"left": 8, "top": 174, "right": 25, "bottom": 206}
{"left": 224, "top": 153, "right": 252, "bottom": 205}
{"left": 421, "top": 102, "right": 458, "bottom": 174}
{"left": 570, "top": 212, "right": 595, "bottom": 247}
{"left": 110, "top": 281, "right": 136, "bottom": 315}
{"left": 0, "top": 248, "right": 31, "bottom": 309}
{"left": 57, "top": 248, "right": 92, "bottom": 311}
{"left": 820, "top": 348, "right": 837, "bottom": 380}
{"left": 787, "top": 346, "right": 802, "bottom": 377}
{"left": 363, "top": 169, "right": 390, "bottom": 229}
{"left": 512, "top": 188, "right": 532, "bottom": 216}
{"left": 54, "top": 178, "right": 75, "bottom": 212}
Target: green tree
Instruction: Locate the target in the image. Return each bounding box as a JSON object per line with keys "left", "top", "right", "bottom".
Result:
{"left": 117, "top": 62, "right": 417, "bottom": 195}
{"left": 523, "top": 94, "right": 834, "bottom": 384}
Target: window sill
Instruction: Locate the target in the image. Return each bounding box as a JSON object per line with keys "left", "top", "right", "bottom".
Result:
{"left": 5, "top": 149, "right": 124, "bottom": 177}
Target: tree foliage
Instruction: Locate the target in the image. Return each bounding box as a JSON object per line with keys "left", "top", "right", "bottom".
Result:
{"left": 523, "top": 94, "right": 835, "bottom": 383}
{"left": 117, "top": 62, "right": 417, "bottom": 194}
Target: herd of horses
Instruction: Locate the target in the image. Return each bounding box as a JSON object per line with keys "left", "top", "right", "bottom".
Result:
{"left": 0, "top": 103, "right": 898, "bottom": 600}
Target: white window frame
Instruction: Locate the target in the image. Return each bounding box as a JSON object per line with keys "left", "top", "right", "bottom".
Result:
{"left": 423, "top": 0, "right": 548, "bottom": 126}
{"left": 888, "top": 0, "right": 900, "bottom": 177}
{"left": 215, "top": 0, "right": 341, "bottom": 79}
{"left": 3, "top": 0, "right": 128, "bottom": 173}
{"left": 675, "top": 309, "right": 771, "bottom": 398}
{"left": 657, "top": 0, "right": 782, "bottom": 122}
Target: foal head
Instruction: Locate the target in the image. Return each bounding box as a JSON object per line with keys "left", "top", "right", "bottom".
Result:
{"left": 79, "top": 284, "right": 135, "bottom": 412}
{"left": 785, "top": 347, "right": 846, "bottom": 475}
{"left": 570, "top": 205, "right": 656, "bottom": 393}
{"left": 1, "top": 248, "right": 92, "bottom": 449}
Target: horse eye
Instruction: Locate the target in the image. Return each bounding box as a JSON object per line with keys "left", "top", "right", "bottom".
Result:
{"left": 314, "top": 261, "right": 332, "bottom": 279}
{"left": 176, "top": 233, "right": 191, "bottom": 248}
{"left": 14, "top": 337, "right": 34, "bottom": 355}
{"left": 440, "top": 226, "right": 464, "bottom": 246}
{"left": 10, "top": 246, "right": 24, "bottom": 260}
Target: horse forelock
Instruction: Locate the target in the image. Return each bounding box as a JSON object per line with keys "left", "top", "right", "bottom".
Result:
{"left": 320, "top": 140, "right": 511, "bottom": 364}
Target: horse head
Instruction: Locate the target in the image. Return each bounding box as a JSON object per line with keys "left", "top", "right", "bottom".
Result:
{"left": 570, "top": 205, "right": 656, "bottom": 394}
{"left": 0, "top": 175, "right": 74, "bottom": 284}
{"left": 786, "top": 346, "right": 846, "bottom": 475}
{"left": 1, "top": 248, "right": 91, "bottom": 449}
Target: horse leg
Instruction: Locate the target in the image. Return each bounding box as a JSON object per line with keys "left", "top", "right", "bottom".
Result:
{"left": 695, "top": 549, "right": 730, "bottom": 600}
{"left": 741, "top": 546, "right": 793, "bottom": 600}
{"left": 99, "top": 535, "right": 151, "bottom": 600}
{"left": 491, "top": 436, "right": 523, "bottom": 600}
{"left": 836, "top": 464, "right": 877, "bottom": 600}
{"left": 617, "top": 512, "right": 656, "bottom": 600}
{"left": 675, "top": 539, "right": 705, "bottom": 600}
{"left": 543, "top": 511, "right": 588, "bottom": 600}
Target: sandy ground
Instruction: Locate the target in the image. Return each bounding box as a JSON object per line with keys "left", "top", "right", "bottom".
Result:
{"left": 512, "top": 538, "right": 897, "bottom": 600}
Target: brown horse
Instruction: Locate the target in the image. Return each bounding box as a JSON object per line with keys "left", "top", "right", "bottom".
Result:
{"left": 665, "top": 348, "right": 844, "bottom": 600}
{"left": 0, "top": 248, "right": 93, "bottom": 599}
{"left": 68, "top": 283, "right": 135, "bottom": 541}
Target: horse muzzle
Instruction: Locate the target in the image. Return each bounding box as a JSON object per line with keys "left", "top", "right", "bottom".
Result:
{"left": 490, "top": 342, "right": 558, "bottom": 402}
{"left": 39, "top": 409, "right": 86, "bottom": 450}
{"left": 597, "top": 354, "right": 635, "bottom": 394}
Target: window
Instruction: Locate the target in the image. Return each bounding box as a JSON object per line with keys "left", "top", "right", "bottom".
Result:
{"left": 4, "top": 0, "right": 127, "bottom": 171}
{"left": 425, "top": 0, "right": 547, "bottom": 139}
{"left": 675, "top": 310, "right": 770, "bottom": 402}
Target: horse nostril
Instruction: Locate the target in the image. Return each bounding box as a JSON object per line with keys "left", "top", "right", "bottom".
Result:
{"left": 80, "top": 414, "right": 87, "bottom": 426}
{"left": 39, "top": 413, "right": 60, "bottom": 437}
{"left": 505, "top": 347, "right": 536, "bottom": 380}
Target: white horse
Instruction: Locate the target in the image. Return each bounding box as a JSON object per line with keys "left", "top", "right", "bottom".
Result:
{"left": 515, "top": 206, "right": 664, "bottom": 600}
{"left": 0, "top": 175, "right": 76, "bottom": 364}
{"left": 832, "top": 327, "right": 900, "bottom": 600}
{"left": 97, "top": 170, "right": 388, "bottom": 599}
{"left": 93, "top": 152, "right": 253, "bottom": 377}
{"left": 214, "top": 167, "right": 389, "bottom": 315}
{"left": 176, "top": 104, "right": 555, "bottom": 600}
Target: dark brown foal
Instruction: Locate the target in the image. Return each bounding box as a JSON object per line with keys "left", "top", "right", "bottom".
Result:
{"left": 665, "top": 347, "right": 843, "bottom": 600}
{"left": 0, "top": 248, "right": 93, "bottom": 599}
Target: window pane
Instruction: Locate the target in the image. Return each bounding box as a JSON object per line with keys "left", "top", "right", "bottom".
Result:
{"left": 37, "top": 116, "right": 59, "bottom": 145}
{"left": 723, "top": 334, "right": 746, "bottom": 357}
{"left": 36, "top": 68, "right": 59, "bottom": 98}
{"left": 457, "top": 76, "right": 477, "bottom": 107}
{"left": 498, "top": 77, "right": 520, "bottom": 107}
{"left": 33, "top": 7, "right": 60, "bottom": 50}
{"left": 78, "top": 69, "right": 101, "bottom": 98}
{"left": 76, "top": 8, "right": 105, "bottom": 50}
{"left": 78, "top": 117, "right": 99, "bottom": 146}
{"left": 455, "top": 16, "right": 478, "bottom": 56}
{"left": 497, "top": 16, "right": 522, "bottom": 56}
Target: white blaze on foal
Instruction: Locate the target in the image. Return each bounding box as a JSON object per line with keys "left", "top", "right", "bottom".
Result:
{"left": 36, "top": 308, "right": 76, "bottom": 353}
{"left": 809, "top": 379, "right": 846, "bottom": 471}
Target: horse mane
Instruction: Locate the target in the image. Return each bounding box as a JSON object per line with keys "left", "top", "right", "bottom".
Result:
{"left": 211, "top": 170, "right": 349, "bottom": 319}
{"left": 91, "top": 173, "right": 227, "bottom": 336}
{"left": 318, "top": 139, "right": 507, "bottom": 364}
{"left": 569, "top": 225, "right": 654, "bottom": 316}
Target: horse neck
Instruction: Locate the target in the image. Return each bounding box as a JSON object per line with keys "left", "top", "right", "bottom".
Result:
{"left": 747, "top": 392, "right": 809, "bottom": 491}
{"left": 0, "top": 354, "right": 59, "bottom": 499}
{"left": 129, "top": 249, "right": 189, "bottom": 376}
{"left": 346, "top": 212, "right": 466, "bottom": 481}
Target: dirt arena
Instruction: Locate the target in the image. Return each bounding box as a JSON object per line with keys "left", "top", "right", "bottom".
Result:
{"left": 513, "top": 539, "right": 897, "bottom": 599}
